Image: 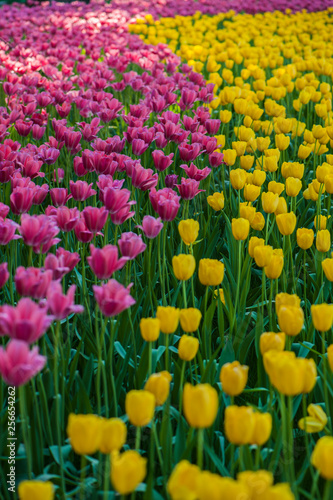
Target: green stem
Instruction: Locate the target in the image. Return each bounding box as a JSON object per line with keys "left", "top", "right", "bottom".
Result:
{"left": 179, "top": 361, "right": 186, "bottom": 415}
{"left": 103, "top": 455, "right": 110, "bottom": 500}
{"left": 135, "top": 426, "right": 141, "bottom": 451}
{"left": 80, "top": 455, "right": 87, "bottom": 500}
{"left": 182, "top": 280, "right": 187, "bottom": 308}
{"left": 19, "top": 385, "right": 32, "bottom": 479}
{"left": 323, "top": 481, "right": 332, "bottom": 500}
{"left": 54, "top": 322, "right": 66, "bottom": 494}
{"left": 197, "top": 428, "right": 204, "bottom": 469}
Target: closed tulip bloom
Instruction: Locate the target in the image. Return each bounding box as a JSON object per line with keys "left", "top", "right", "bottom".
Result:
{"left": 250, "top": 412, "right": 272, "bottom": 445}
{"left": 298, "top": 404, "right": 327, "bottom": 434}
{"left": 254, "top": 245, "right": 273, "bottom": 268}
{"left": 232, "top": 218, "right": 250, "bottom": 240}
{"left": 264, "top": 249, "right": 284, "bottom": 279}
{"left": 275, "top": 133, "right": 290, "bottom": 150}
{"left": 198, "top": 259, "right": 224, "bottom": 286}
{"left": 248, "top": 237, "right": 265, "bottom": 258}
{"left": 125, "top": 390, "right": 155, "bottom": 427}
{"left": 297, "top": 228, "right": 314, "bottom": 250}
{"left": 87, "top": 244, "right": 128, "bottom": 280}
{"left": 275, "top": 293, "right": 301, "bottom": 314}
{"left": 314, "top": 215, "right": 328, "bottom": 230}
{"left": 276, "top": 212, "right": 297, "bottom": 235}
{"left": 278, "top": 305, "right": 304, "bottom": 336}
{"left": 322, "top": 258, "right": 333, "bottom": 281}
{"left": 99, "top": 418, "right": 127, "bottom": 454}
{"left": 180, "top": 308, "right": 202, "bottom": 332}
{"left": 268, "top": 181, "right": 285, "bottom": 195}
{"left": 261, "top": 192, "right": 279, "bottom": 213}
{"left": 220, "top": 361, "right": 249, "bottom": 396}
{"left": 316, "top": 230, "right": 331, "bottom": 253}
{"left": 18, "top": 481, "right": 54, "bottom": 500}
{"left": 237, "top": 470, "right": 273, "bottom": 498}
{"left": 300, "top": 358, "right": 317, "bottom": 393}
{"left": 156, "top": 306, "right": 180, "bottom": 334}
{"left": 111, "top": 450, "right": 147, "bottom": 495}
{"left": 253, "top": 170, "right": 266, "bottom": 187}
{"left": 224, "top": 406, "right": 255, "bottom": 445}
{"left": 167, "top": 460, "right": 201, "bottom": 500}
{"left": 240, "top": 203, "right": 256, "bottom": 223}
{"left": 178, "top": 335, "right": 199, "bottom": 361}
{"left": 275, "top": 196, "right": 288, "bottom": 216}
{"left": 260, "top": 332, "right": 286, "bottom": 355}
{"left": 172, "top": 254, "right": 196, "bottom": 281}
{"left": 178, "top": 219, "right": 199, "bottom": 245}
{"left": 265, "top": 484, "right": 295, "bottom": 500}
{"left": 183, "top": 383, "right": 218, "bottom": 428}
{"left": 67, "top": 414, "right": 102, "bottom": 455}
{"left": 240, "top": 155, "right": 254, "bottom": 170}
{"left": 311, "top": 304, "right": 333, "bottom": 331}
{"left": 140, "top": 318, "right": 160, "bottom": 342}
{"left": 144, "top": 371, "right": 172, "bottom": 406}
{"left": 264, "top": 351, "right": 316, "bottom": 395}
{"left": 264, "top": 155, "right": 278, "bottom": 172}
{"left": 223, "top": 149, "right": 237, "bottom": 166}
{"left": 324, "top": 174, "right": 333, "bottom": 194}
{"left": 0, "top": 340, "right": 46, "bottom": 387}
{"left": 251, "top": 212, "right": 265, "bottom": 231}
{"left": 197, "top": 471, "right": 226, "bottom": 500}
{"left": 286, "top": 177, "right": 302, "bottom": 197}
{"left": 244, "top": 184, "right": 261, "bottom": 202}
{"left": 311, "top": 436, "right": 333, "bottom": 480}
{"left": 298, "top": 144, "right": 312, "bottom": 159}
{"left": 230, "top": 168, "right": 247, "bottom": 190}
{"left": 207, "top": 192, "right": 225, "bottom": 211}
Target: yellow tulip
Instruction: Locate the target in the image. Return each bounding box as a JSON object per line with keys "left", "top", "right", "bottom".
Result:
{"left": 207, "top": 192, "right": 225, "bottom": 211}
{"left": 18, "top": 481, "right": 54, "bottom": 500}
{"left": 125, "top": 390, "right": 155, "bottom": 427}
{"left": 265, "top": 484, "right": 296, "bottom": 500}
{"left": 311, "top": 436, "right": 333, "bottom": 480}
{"left": 180, "top": 308, "right": 202, "bottom": 332}
{"left": 178, "top": 334, "right": 199, "bottom": 361}
{"left": 172, "top": 254, "right": 196, "bottom": 281}
{"left": 268, "top": 181, "right": 285, "bottom": 195}
{"left": 198, "top": 259, "right": 224, "bottom": 286}
{"left": 260, "top": 332, "right": 286, "bottom": 355}
{"left": 237, "top": 470, "right": 273, "bottom": 499}
{"left": 278, "top": 305, "right": 304, "bottom": 337}
{"left": 322, "top": 258, "right": 333, "bottom": 281}
{"left": 230, "top": 168, "right": 247, "bottom": 190}
{"left": 275, "top": 292, "right": 301, "bottom": 314}
{"left": 254, "top": 245, "right": 273, "bottom": 268}
{"left": 67, "top": 414, "right": 102, "bottom": 455}
{"left": 275, "top": 133, "right": 290, "bottom": 150}
{"left": 232, "top": 217, "right": 250, "bottom": 240}
{"left": 240, "top": 203, "right": 256, "bottom": 223}
{"left": 224, "top": 406, "right": 255, "bottom": 445}
{"left": 311, "top": 303, "right": 333, "bottom": 331}
{"left": 140, "top": 318, "right": 160, "bottom": 342}
{"left": 298, "top": 404, "right": 327, "bottom": 433}
{"left": 316, "top": 229, "right": 331, "bottom": 252}
{"left": 264, "top": 249, "right": 284, "bottom": 279}
{"left": 219, "top": 361, "right": 249, "bottom": 396}
{"left": 223, "top": 149, "right": 237, "bottom": 166}
{"left": 240, "top": 155, "right": 254, "bottom": 171}
{"left": 261, "top": 192, "right": 279, "bottom": 213}
{"left": 156, "top": 306, "right": 180, "bottom": 334}
{"left": 167, "top": 460, "right": 201, "bottom": 500}
{"left": 99, "top": 418, "right": 127, "bottom": 454}
{"left": 244, "top": 184, "right": 261, "bottom": 202}
{"left": 144, "top": 371, "right": 172, "bottom": 406}
{"left": 286, "top": 177, "right": 302, "bottom": 197}
{"left": 296, "top": 228, "right": 314, "bottom": 250}
{"left": 183, "top": 383, "right": 218, "bottom": 428}
{"left": 178, "top": 219, "right": 199, "bottom": 245}
{"left": 250, "top": 412, "right": 272, "bottom": 446}
{"left": 111, "top": 450, "right": 147, "bottom": 495}
{"left": 251, "top": 212, "right": 265, "bottom": 231}
{"left": 276, "top": 212, "right": 297, "bottom": 235}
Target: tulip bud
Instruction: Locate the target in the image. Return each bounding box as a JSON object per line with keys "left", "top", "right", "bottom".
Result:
{"left": 278, "top": 305, "right": 304, "bottom": 336}
{"left": 275, "top": 133, "right": 290, "bottom": 150}
{"left": 219, "top": 361, "right": 249, "bottom": 396}
{"left": 240, "top": 203, "right": 256, "bottom": 223}
{"left": 296, "top": 228, "right": 314, "bottom": 250}
{"left": 99, "top": 418, "right": 127, "bottom": 454}
{"left": 224, "top": 406, "right": 255, "bottom": 445}
{"left": 253, "top": 170, "right": 266, "bottom": 187}
{"left": 264, "top": 249, "right": 284, "bottom": 279}
{"left": 268, "top": 181, "right": 285, "bottom": 195}
{"left": 67, "top": 414, "right": 102, "bottom": 455}
{"left": 180, "top": 308, "right": 202, "bottom": 332}
{"left": 18, "top": 481, "right": 54, "bottom": 500}
{"left": 232, "top": 218, "right": 250, "bottom": 240}
{"left": 244, "top": 184, "right": 261, "bottom": 202}
{"left": 260, "top": 332, "right": 286, "bottom": 355}
{"left": 311, "top": 303, "right": 333, "bottom": 332}
{"left": 111, "top": 450, "right": 147, "bottom": 495}
{"left": 207, "top": 192, "right": 225, "bottom": 211}
{"left": 183, "top": 383, "right": 218, "bottom": 428}
{"left": 140, "top": 318, "right": 160, "bottom": 342}
{"left": 261, "top": 192, "right": 279, "bottom": 213}
{"left": 248, "top": 237, "right": 265, "bottom": 258}
{"left": 251, "top": 212, "right": 265, "bottom": 231}
{"left": 250, "top": 412, "right": 272, "bottom": 445}
{"left": 125, "top": 390, "right": 155, "bottom": 427}
{"left": 167, "top": 460, "right": 201, "bottom": 500}
{"left": 276, "top": 212, "right": 297, "bottom": 235}
{"left": 316, "top": 229, "right": 331, "bottom": 252}
{"left": 230, "top": 168, "right": 247, "bottom": 190}
{"left": 223, "top": 149, "right": 237, "bottom": 166}
{"left": 144, "top": 371, "right": 172, "bottom": 406}
{"left": 286, "top": 177, "right": 302, "bottom": 197}
{"left": 253, "top": 245, "right": 273, "bottom": 268}
{"left": 178, "top": 334, "right": 199, "bottom": 361}
{"left": 172, "top": 254, "right": 196, "bottom": 281}
{"left": 322, "top": 258, "right": 333, "bottom": 281}
{"left": 156, "top": 306, "right": 180, "bottom": 334}
{"left": 178, "top": 219, "right": 199, "bottom": 245}
{"left": 198, "top": 259, "right": 224, "bottom": 286}
{"left": 311, "top": 436, "right": 333, "bottom": 480}
{"left": 240, "top": 155, "right": 254, "bottom": 170}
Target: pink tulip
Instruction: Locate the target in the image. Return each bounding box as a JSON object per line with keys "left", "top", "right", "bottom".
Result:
{"left": 15, "top": 267, "right": 53, "bottom": 299}
{"left": 0, "top": 218, "right": 20, "bottom": 245}
{"left": 19, "top": 214, "right": 60, "bottom": 254}
{"left": 136, "top": 215, "right": 163, "bottom": 239}
{"left": 176, "top": 178, "right": 205, "bottom": 200}
{"left": 149, "top": 188, "right": 180, "bottom": 221}
{"left": 69, "top": 180, "right": 97, "bottom": 201}
{"left": 87, "top": 244, "right": 128, "bottom": 280}
{"left": 0, "top": 262, "right": 9, "bottom": 289}
{"left": 180, "top": 163, "right": 211, "bottom": 181}
{"left": 83, "top": 206, "right": 108, "bottom": 233}
{"left": 50, "top": 188, "right": 72, "bottom": 207}
{"left": 10, "top": 187, "right": 34, "bottom": 215}
{"left": 151, "top": 150, "right": 174, "bottom": 172}
{"left": 0, "top": 298, "right": 53, "bottom": 343}
{"left": 74, "top": 218, "right": 94, "bottom": 243}
{"left": 118, "top": 232, "right": 146, "bottom": 260}
{"left": 0, "top": 340, "right": 46, "bottom": 386}
{"left": 47, "top": 283, "right": 84, "bottom": 320}
{"left": 93, "top": 279, "right": 135, "bottom": 316}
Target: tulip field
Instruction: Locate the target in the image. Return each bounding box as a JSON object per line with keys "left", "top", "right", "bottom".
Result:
{"left": 1, "top": 0, "right": 333, "bottom": 498}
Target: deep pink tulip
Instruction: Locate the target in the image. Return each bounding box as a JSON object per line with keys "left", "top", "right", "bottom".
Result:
{"left": 44, "top": 248, "right": 80, "bottom": 280}
{"left": 20, "top": 157, "right": 44, "bottom": 179}
{"left": 180, "top": 163, "right": 211, "bottom": 181}
{"left": 178, "top": 143, "right": 202, "bottom": 162}
{"left": 93, "top": 279, "right": 135, "bottom": 317}
{"left": 118, "top": 232, "right": 146, "bottom": 260}
{"left": 0, "top": 263, "right": 9, "bottom": 289}
{"left": 31, "top": 184, "right": 49, "bottom": 205}
{"left": 176, "top": 178, "right": 205, "bottom": 200}
{"left": 50, "top": 206, "right": 80, "bottom": 232}
{"left": 31, "top": 124, "right": 46, "bottom": 141}
{"left": 73, "top": 157, "right": 87, "bottom": 177}
{"left": 64, "top": 130, "right": 82, "bottom": 155}
{"left": 87, "top": 244, "right": 128, "bottom": 280}
{"left": 0, "top": 340, "right": 46, "bottom": 387}
{"left": 208, "top": 151, "right": 224, "bottom": 168}
{"left": 19, "top": 214, "right": 60, "bottom": 254}
{"left": 152, "top": 150, "right": 174, "bottom": 172}
{"left": 38, "top": 147, "right": 60, "bottom": 165}
{"left": 53, "top": 168, "right": 65, "bottom": 184}
{"left": 131, "top": 166, "right": 158, "bottom": 191}
{"left": 136, "top": 215, "right": 163, "bottom": 239}
{"left": 15, "top": 267, "right": 53, "bottom": 299}
{"left": 201, "top": 135, "right": 218, "bottom": 154}
{"left": 83, "top": 206, "right": 108, "bottom": 233}
{"left": 149, "top": 188, "right": 181, "bottom": 221}
{"left": 14, "top": 120, "right": 33, "bottom": 137}
{"left": 110, "top": 204, "right": 135, "bottom": 225}
{"left": 103, "top": 187, "right": 132, "bottom": 213}
{"left": 0, "top": 218, "right": 20, "bottom": 245}
{"left": 50, "top": 188, "right": 72, "bottom": 207}
{"left": 47, "top": 283, "right": 84, "bottom": 320}
{"left": 74, "top": 218, "right": 94, "bottom": 243}
{"left": 69, "top": 180, "right": 96, "bottom": 201}
{"left": 10, "top": 187, "right": 34, "bottom": 215}
{"left": 0, "top": 203, "right": 10, "bottom": 219}
{"left": 205, "top": 119, "right": 221, "bottom": 135}
{"left": 131, "top": 138, "right": 149, "bottom": 156}
{"left": 165, "top": 175, "right": 178, "bottom": 188}
{"left": 0, "top": 298, "right": 53, "bottom": 343}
